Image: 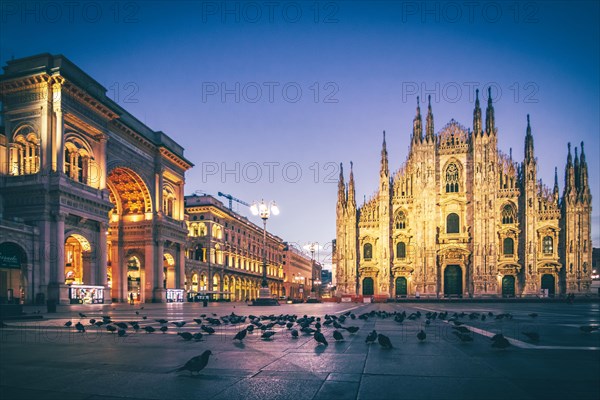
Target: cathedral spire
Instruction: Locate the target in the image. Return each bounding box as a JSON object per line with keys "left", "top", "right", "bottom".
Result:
{"left": 553, "top": 166, "right": 559, "bottom": 201}
{"left": 413, "top": 96, "right": 423, "bottom": 143}
{"left": 425, "top": 95, "right": 434, "bottom": 142}
{"left": 380, "top": 131, "right": 389, "bottom": 177}
{"left": 348, "top": 161, "right": 356, "bottom": 207}
{"left": 578, "top": 141, "right": 591, "bottom": 202}
{"left": 473, "top": 89, "right": 482, "bottom": 135}
{"left": 485, "top": 87, "right": 495, "bottom": 135}
{"left": 524, "top": 114, "right": 534, "bottom": 162}
{"left": 574, "top": 146, "right": 580, "bottom": 190}
{"left": 563, "top": 143, "right": 576, "bottom": 199}
{"left": 337, "top": 162, "right": 346, "bottom": 207}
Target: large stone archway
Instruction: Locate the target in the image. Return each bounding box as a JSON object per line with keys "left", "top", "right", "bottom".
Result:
{"left": 0, "top": 242, "right": 28, "bottom": 304}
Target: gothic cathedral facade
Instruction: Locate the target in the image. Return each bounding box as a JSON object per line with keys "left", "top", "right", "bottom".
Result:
{"left": 336, "top": 89, "right": 592, "bottom": 298}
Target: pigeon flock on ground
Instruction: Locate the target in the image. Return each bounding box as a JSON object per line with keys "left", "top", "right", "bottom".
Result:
{"left": 1, "top": 305, "right": 598, "bottom": 376}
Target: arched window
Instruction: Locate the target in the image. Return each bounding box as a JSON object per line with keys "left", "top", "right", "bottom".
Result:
{"left": 163, "top": 188, "right": 175, "bottom": 218}
{"left": 503, "top": 238, "right": 514, "bottom": 255}
{"left": 64, "top": 141, "right": 92, "bottom": 184}
{"left": 446, "top": 213, "right": 460, "bottom": 234}
{"left": 396, "top": 242, "right": 406, "bottom": 259}
{"left": 542, "top": 236, "right": 553, "bottom": 254}
{"left": 9, "top": 130, "right": 40, "bottom": 176}
{"left": 395, "top": 211, "right": 407, "bottom": 230}
{"left": 445, "top": 163, "right": 460, "bottom": 193}
{"left": 363, "top": 243, "right": 373, "bottom": 261}
{"left": 501, "top": 204, "right": 515, "bottom": 224}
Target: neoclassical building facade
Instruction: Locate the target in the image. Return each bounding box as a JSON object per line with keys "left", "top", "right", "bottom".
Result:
{"left": 184, "top": 194, "right": 285, "bottom": 301}
{"left": 0, "top": 54, "right": 192, "bottom": 304}
{"left": 336, "top": 90, "right": 592, "bottom": 298}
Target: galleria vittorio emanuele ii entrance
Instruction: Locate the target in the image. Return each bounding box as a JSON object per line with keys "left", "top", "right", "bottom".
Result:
{"left": 0, "top": 54, "right": 192, "bottom": 304}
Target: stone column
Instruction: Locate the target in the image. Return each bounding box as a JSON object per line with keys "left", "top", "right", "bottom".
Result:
{"left": 177, "top": 243, "right": 185, "bottom": 289}
{"left": 52, "top": 82, "right": 64, "bottom": 174}
{"left": 48, "top": 213, "right": 68, "bottom": 304}
{"left": 97, "top": 222, "right": 109, "bottom": 303}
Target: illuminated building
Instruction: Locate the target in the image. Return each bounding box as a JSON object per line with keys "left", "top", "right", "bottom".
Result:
{"left": 184, "top": 194, "right": 284, "bottom": 301}
{"left": 336, "top": 91, "right": 592, "bottom": 298}
{"left": 0, "top": 54, "right": 192, "bottom": 304}
{"left": 282, "top": 243, "right": 313, "bottom": 301}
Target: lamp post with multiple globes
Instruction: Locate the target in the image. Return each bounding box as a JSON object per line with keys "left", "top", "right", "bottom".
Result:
{"left": 250, "top": 199, "right": 280, "bottom": 306}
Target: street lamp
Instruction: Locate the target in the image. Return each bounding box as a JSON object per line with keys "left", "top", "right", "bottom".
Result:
{"left": 250, "top": 199, "right": 279, "bottom": 306}
{"left": 303, "top": 242, "right": 321, "bottom": 297}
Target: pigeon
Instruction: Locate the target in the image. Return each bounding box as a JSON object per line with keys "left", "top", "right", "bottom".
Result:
{"left": 246, "top": 325, "right": 255, "bottom": 333}
{"left": 453, "top": 332, "right": 473, "bottom": 342}
{"left": 345, "top": 326, "right": 359, "bottom": 334}
{"left": 172, "top": 321, "right": 186, "bottom": 328}
{"left": 192, "top": 332, "right": 203, "bottom": 341}
{"left": 106, "top": 325, "right": 117, "bottom": 333}
{"left": 314, "top": 331, "right": 328, "bottom": 346}
{"left": 377, "top": 333, "right": 393, "bottom": 348}
{"left": 193, "top": 319, "right": 203, "bottom": 325}
{"left": 201, "top": 325, "right": 215, "bottom": 334}
{"left": 417, "top": 330, "right": 426, "bottom": 341}
{"left": 118, "top": 329, "right": 127, "bottom": 337}
{"left": 155, "top": 319, "right": 168, "bottom": 324}
{"left": 290, "top": 329, "right": 299, "bottom": 338}
{"left": 115, "top": 322, "right": 128, "bottom": 330}
{"left": 522, "top": 331, "right": 540, "bottom": 342}
{"left": 132, "top": 323, "right": 140, "bottom": 332}
{"left": 580, "top": 325, "right": 599, "bottom": 333}
{"left": 491, "top": 336, "right": 511, "bottom": 349}
{"left": 233, "top": 328, "right": 247, "bottom": 341}
{"left": 144, "top": 326, "right": 155, "bottom": 333}
{"left": 365, "top": 330, "right": 378, "bottom": 344}
{"left": 453, "top": 326, "right": 470, "bottom": 334}
{"left": 528, "top": 313, "right": 538, "bottom": 318}
{"left": 89, "top": 319, "right": 96, "bottom": 325}
{"left": 178, "top": 332, "right": 193, "bottom": 341}
{"left": 176, "top": 350, "right": 212, "bottom": 376}
{"left": 333, "top": 330, "right": 344, "bottom": 342}
{"left": 491, "top": 333, "right": 505, "bottom": 341}
{"left": 79, "top": 313, "right": 87, "bottom": 318}
{"left": 75, "top": 322, "right": 85, "bottom": 333}
{"left": 261, "top": 331, "right": 276, "bottom": 340}
{"left": 160, "top": 326, "right": 168, "bottom": 334}
{"left": 64, "top": 321, "right": 72, "bottom": 327}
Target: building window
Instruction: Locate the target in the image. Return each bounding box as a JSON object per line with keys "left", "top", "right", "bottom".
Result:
{"left": 9, "top": 130, "right": 40, "bottom": 175}
{"left": 395, "top": 211, "right": 407, "bottom": 230}
{"left": 501, "top": 204, "right": 515, "bottom": 224}
{"left": 446, "top": 213, "right": 460, "bottom": 234}
{"left": 542, "top": 236, "right": 553, "bottom": 255}
{"left": 363, "top": 243, "right": 373, "bottom": 261}
{"left": 163, "top": 188, "right": 175, "bottom": 217}
{"left": 445, "top": 163, "right": 460, "bottom": 193}
{"left": 64, "top": 141, "right": 91, "bottom": 184}
{"left": 396, "top": 242, "right": 406, "bottom": 259}
{"left": 503, "top": 238, "right": 514, "bottom": 255}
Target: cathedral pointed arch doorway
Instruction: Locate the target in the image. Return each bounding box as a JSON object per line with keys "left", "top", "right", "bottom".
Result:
{"left": 395, "top": 277, "right": 407, "bottom": 296}
{"left": 501, "top": 275, "right": 515, "bottom": 297}
{"left": 541, "top": 274, "right": 555, "bottom": 297}
{"left": 362, "top": 277, "right": 374, "bottom": 295}
{"left": 444, "top": 265, "right": 462, "bottom": 297}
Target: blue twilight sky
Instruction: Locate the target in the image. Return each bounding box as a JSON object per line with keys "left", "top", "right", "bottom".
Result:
{"left": 2, "top": 1, "right": 599, "bottom": 266}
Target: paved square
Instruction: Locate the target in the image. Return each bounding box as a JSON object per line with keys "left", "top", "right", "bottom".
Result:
{"left": 1, "top": 302, "right": 599, "bottom": 399}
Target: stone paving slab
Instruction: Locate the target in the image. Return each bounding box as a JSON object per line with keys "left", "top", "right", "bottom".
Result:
{"left": 1, "top": 302, "right": 599, "bottom": 399}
